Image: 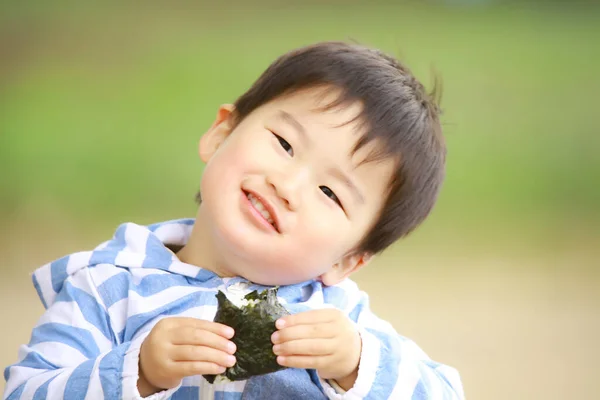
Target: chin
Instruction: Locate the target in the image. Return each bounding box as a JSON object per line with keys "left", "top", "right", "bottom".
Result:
{"left": 241, "top": 256, "right": 322, "bottom": 286}
{"left": 243, "top": 271, "right": 310, "bottom": 286}
{"left": 220, "top": 241, "right": 312, "bottom": 285}
{"left": 206, "top": 203, "right": 323, "bottom": 285}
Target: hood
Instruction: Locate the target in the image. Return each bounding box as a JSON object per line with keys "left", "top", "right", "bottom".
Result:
{"left": 31, "top": 218, "right": 212, "bottom": 309}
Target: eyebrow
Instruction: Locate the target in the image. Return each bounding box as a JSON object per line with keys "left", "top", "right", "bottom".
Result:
{"left": 278, "top": 110, "right": 365, "bottom": 205}
{"left": 329, "top": 167, "right": 365, "bottom": 205}
{"left": 278, "top": 110, "right": 310, "bottom": 146}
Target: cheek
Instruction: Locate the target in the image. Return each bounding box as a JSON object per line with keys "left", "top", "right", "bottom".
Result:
{"left": 201, "top": 145, "right": 247, "bottom": 192}
{"left": 259, "top": 224, "right": 346, "bottom": 279}
{"left": 206, "top": 137, "right": 270, "bottom": 180}
{"left": 263, "top": 251, "right": 330, "bottom": 284}
{"left": 200, "top": 165, "right": 226, "bottom": 207}
{"left": 291, "top": 216, "right": 351, "bottom": 260}
{"left": 295, "top": 210, "right": 371, "bottom": 261}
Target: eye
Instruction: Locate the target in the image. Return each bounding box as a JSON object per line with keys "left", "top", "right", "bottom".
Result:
{"left": 273, "top": 133, "right": 293, "bottom": 156}
{"left": 320, "top": 186, "right": 343, "bottom": 209}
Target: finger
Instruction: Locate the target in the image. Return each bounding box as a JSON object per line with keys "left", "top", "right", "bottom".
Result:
{"left": 172, "top": 326, "right": 236, "bottom": 354}
{"left": 276, "top": 355, "right": 335, "bottom": 370}
{"left": 172, "top": 318, "right": 235, "bottom": 339}
{"left": 273, "top": 338, "right": 336, "bottom": 357}
{"left": 172, "top": 361, "right": 227, "bottom": 377}
{"left": 276, "top": 309, "right": 338, "bottom": 329}
{"left": 171, "top": 345, "right": 236, "bottom": 367}
{"left": 271, "top": 323, "right": 336, "bottom": 344}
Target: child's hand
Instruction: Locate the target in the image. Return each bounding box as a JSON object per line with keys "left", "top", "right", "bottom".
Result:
{"left": 271, "top": 309, "right": 361, "bottom": 389}
{"left": 138, "top": 317, "right": 237, "bottom": 396}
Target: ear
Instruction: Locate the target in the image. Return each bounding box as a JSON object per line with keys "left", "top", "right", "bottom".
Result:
{"left": 319, "top": 252, "right": 374, "bottom": 287}
{"left": 199, "top": 104, "right": 236, "bottom": 163}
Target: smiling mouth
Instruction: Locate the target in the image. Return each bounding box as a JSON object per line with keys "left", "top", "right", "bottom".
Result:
{"left": 245, "top": 191, "right": 279, "bottom": 232}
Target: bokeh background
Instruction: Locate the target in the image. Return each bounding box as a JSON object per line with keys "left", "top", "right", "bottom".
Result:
{"left": 1, "top": 1, "right": 599, "bottom": 399}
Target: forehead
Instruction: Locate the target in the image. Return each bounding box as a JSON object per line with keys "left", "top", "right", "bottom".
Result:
{"left": 262, "top": 86, "right": 362, "bottom": 129}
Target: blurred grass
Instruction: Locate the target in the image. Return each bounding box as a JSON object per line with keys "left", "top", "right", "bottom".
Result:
{"left": 1, "top": 1, "right": 599, "bottom": 260}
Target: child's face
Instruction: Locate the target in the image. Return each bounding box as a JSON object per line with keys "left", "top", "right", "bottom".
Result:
{"left": 196, "top": 87, "right": 395, "bottom": 286}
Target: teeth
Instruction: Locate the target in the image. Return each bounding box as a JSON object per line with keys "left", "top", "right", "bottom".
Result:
{"left": 247, "top": 193, "right": 275, "bottom": 226}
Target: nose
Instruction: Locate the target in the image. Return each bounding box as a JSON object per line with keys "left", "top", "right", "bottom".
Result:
{"left": 266, "top": 167, "right": 309, "bottom": 210}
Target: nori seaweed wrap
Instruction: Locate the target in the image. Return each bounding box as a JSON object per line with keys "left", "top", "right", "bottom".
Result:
{"left": 203, "top": 287, "right": 290, "bottom": 383}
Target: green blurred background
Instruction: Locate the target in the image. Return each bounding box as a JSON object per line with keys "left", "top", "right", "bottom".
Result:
{"left": 1, "top": 1, "right": 599, "bottom": 399}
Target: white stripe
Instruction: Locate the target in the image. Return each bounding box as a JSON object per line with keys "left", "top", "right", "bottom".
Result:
{"left": 400, "top": 338, "right": 430, "bottom": 362}
{"left": 352, "top": 328, "right": 380, "bottom": 398}
{"left": 330, "top": 279, "right": 360, "bottom": 314}
{"left": 126, "top": 285, "right": 208, "bottom": 316}
{"left": 121, "top": 334, "right": 146, "bottom": 399}
{"left": 114, "top": 252, "right": 146, "bottom": 270}
{"left": 30, "top": 342, "right": 87, "bottom": 366}
{"left": 129, "top": 268, "right": 171, "bottom": 286}
{"left": 303, "top": 288, "right": 326, "bottom": 308}
{"left": 340, "top": 289, "right": 363, "bottom": 315}
{"left": 319, "top": 381, "right": 347, "bottom": 400}
{"left": 12, "top": 344, "right": 30, "bottom": 364}
{"left": 423, "top": 367, "right": 444, "bottom": 399}
{"left": 107, "top": 298, "right": 129, "bottom": 335}
{"left": 168, "top": 261, "right": 204, "bottom": 277}
{"left": 126, "top": 268, "right": 171, "bottom": 287}
{"left": 34, "top": 301, "right": 113, "bottom": 352}
{"left": 336, "top": 279, "right": 359, "bottom": 297}
{"left": 181, "top": 374, "right": 203, "bottom": 387}
{"left": 32, "top": 262, "right": 55, "bottom": 307}
{"left": 213, "top": 378, "right": 246, "bottom": 393}
{"left": 153, "top": 223, "right": 192, "bottom": 246}
{"left": 201, "top": 378, "right": 215, "bottom": 399}
{"left": 389, "top": 358, "right": 420, "bottom": 399}
{"left": 45, "top": 364, "right": 74, "bottom": 400}
{"left": 18, "top": 370, "right": 62, "bottom": 400}
{"left": 93, "top": 240, "right": 111, "bottom": 251}
{"left": 3, "top": 364, "right": 42, "bottom": 399}
{"left": 436, "top": 365, "right": 464, "bottom": 399}
{"left": 357, "top": 310, "right": 397, "bottom": 337}
{"left": 66, "top": 252, "right": 92, "bottom": 277}
{"left": 228, "top": 380, "right": 247, "bottom": 393}
{"left": 65, "top": 268, "right": 102, "bottom": 301}
{"left": 90, "top": 263, "right": 128, "bottom": 287}
{"left": 181, "top": 374, "right": 246, "bottom": 398}
{"left": 125, "top": 224, "right": 149, "bottom": 255}
{"left": 84, "top": 355, "right": 105, "bottom": 400}
{"left": 339, "top": 278, "right": 359, "bottom": 290}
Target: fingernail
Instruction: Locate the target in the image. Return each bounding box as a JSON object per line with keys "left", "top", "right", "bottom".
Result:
{"left": 271, "top": 332, "right": 280, "bottom": 343}
{"left": 273, "top": 344, "right": 281, "bottom": 354}
{"left": 276, "top": 319, "right": 286, "bottom": 329}
{"left": 227, "top": 341, "right": 236, "bottom": 353}
{"left": 225, "top": 327, "right": 235, "bottom": 338}
{"left": 227, "top": 355, "right": 236, "bottom": 366}
{"left": 277, "top": 356, "right": 286, "bottom": 365}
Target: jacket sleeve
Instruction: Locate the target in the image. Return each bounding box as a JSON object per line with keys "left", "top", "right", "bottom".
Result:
{"left": 320, "top": 289, "right": 465, "bottom": 400}
{"left": 3, "top": 267, "right": 179, "bottom": 400}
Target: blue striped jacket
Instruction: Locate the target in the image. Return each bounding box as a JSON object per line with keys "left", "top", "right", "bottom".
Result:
{"left": 3, "top": 219, "right": 464, "bottom": 399}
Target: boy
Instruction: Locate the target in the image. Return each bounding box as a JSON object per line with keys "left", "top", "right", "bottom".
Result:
{"left": 3, "top": 42, "right": 464, "bottom": 399}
